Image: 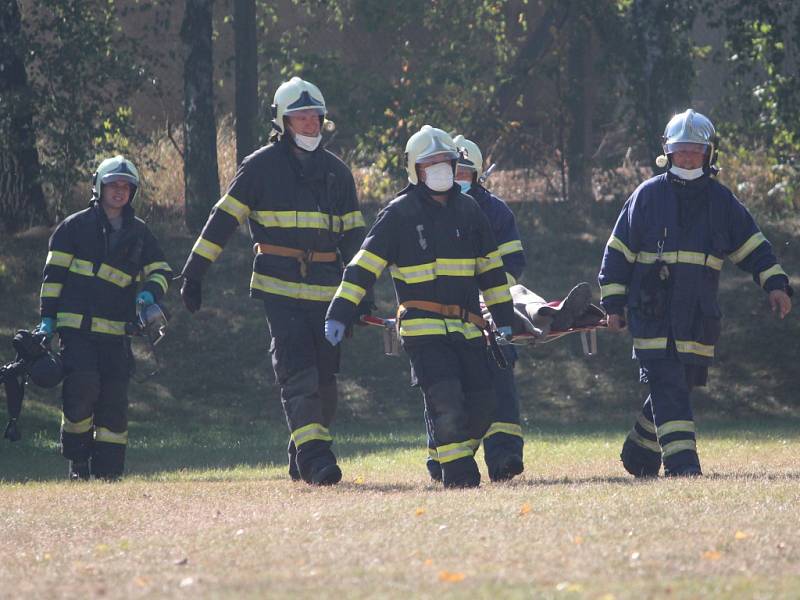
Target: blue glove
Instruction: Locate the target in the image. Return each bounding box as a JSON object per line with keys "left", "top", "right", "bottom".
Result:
{"left": 136, "top": 291, "right": 155, "bottom": 307}
{"left": 325, "top": 319, "right": 346, "bottom": 346}
{"left": 36, "top": 317, "right": 56, "bottom": 337}
{"left": 497, "top": 325, "right": 513, "bottom": 340}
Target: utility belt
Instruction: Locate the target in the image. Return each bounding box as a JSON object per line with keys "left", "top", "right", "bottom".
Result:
{"left": 396, "top": 301, "right": 488, "bottom": 329}
{"left": 253, "top": 243, "right": 338, "bottom": 278}
{"left": 396, "top": 301, "right": 508, "bottom": 369}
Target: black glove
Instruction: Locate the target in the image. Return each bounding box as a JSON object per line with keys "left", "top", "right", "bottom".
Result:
{"left": 181, "top": 278, "right": 202, "bottom": 314}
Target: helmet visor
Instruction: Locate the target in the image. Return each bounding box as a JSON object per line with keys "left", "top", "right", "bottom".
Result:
{"left": 101, "top": 172, "right": 138, "bottom": 186}
{"left": 664, "top": 141, "right": 709, "bottom": 155}
{"left": 415, "top": 136, "right": 459, "bottom": 163}
{"left": 285, "top": 90, "right": 326, "bottom": 115}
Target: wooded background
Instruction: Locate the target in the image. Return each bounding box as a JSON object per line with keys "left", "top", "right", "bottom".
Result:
{"left": 1, "top": 0, "right": 798, "bottom": 233}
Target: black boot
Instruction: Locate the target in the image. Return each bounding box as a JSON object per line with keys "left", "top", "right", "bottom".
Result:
{"left": 664, "top": 450, "right": 702, "bottom": 477}
{"left": 620, "top": 436, "right": 661, "bottom": 478}
{"left": 68, "top": 460, "right": 91, "bottom": 481}
{"left": 426, "top": 458, "right": 443, "bottom": 482}
{"left": 311, "top": 462, "right": 342, "bottom": 486}
{"left": 550, "top": 282, "right": 593, "bottom": 331}
{"left": 441, "top": 456, "right": 481, "bottom": 489}
{"left": 490, "top": 454, "right": 524, "bottom": 482}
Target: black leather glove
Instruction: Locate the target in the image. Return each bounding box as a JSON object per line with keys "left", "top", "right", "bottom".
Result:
{"left": 180, "top": 278, "right": 202, "bottom": 314}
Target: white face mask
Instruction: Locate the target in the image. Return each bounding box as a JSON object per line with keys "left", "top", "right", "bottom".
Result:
{"left": 292, "top": 132, "right": 322, "bottom": 152}
{"left": 669, "top": 165, "right": 704, "bottom": 181}
{"left": 423, "top": 162, "right": 454, "bottom": 192}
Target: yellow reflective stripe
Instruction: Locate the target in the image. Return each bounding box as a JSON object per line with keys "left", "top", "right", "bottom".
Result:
{"left": 436, "top": 441, "right": 474, "bottom": 464}
{"left": 675, "top": 339, "right": 715, "bottom": 358}
{"left": 97, "top": 263, "right": 133, "bottom": 288}
{"left": 46, "top": 250, "right": 74, "bottom": 268}
{"left": 758, "top": 264, "right": 787, "bottom": 288}
{"left": 498, "top": 240, "right": 523, "bottom": 256}
{"left": 250, "top": 272, "right": 337, "bottom": 302}
{"left": 334, "top": 281, "right": 366, "bottom": 305}
{"left": 95, "top": 427, "right": 128, "bottom": 445}
{"left": 69, "top": 259, "right": 95, "bottom": 277}
{"left": 61, "top": 414, "right": 93, "bottom": 434}
{"left": 601, "top": 283, "right": 627, "bottom": 299}
{"left": 706, "top": 255, "right": 723, "bottom": 271}
{"left": 637, "top": 250, "right": 722, "bottom": 271}
{"left": 443, "top": 319, "right": 483, "bottom": 340}
{"left": 506, "top": 272, "right": 517, "bottom": 286}
{"left": 482, "top": 284, "right": 512, "bottom": 307}
{"left": 142, "top": 261, "right": 171, "bottom": 277}
{"left": 57, "top": 312, "right": 83, "bottom": 329}
{"left": 399, "top": 318, "right": 446, "bottom": 337}
{"left": 729, "top": 232, "right": 767, "bottom": 264}
{"left": 192, "top": 237, "right": 223, "bottom": 262}
{"left": 340, "top": 211, "right": 366, "bottom": 231}
{"left": 428, "top": 447, "right": 438, "bottom": 461}
{"left": 291, "top": 423, "right": 332, "bottom": 447}
{"left": 662, "top": 439, "right": 697, "bottom": 458}
{"left": 657, "top": 420, "right": 696, "bottom": 438}
{"left": 390, "top": 263, "right": 436, "bottom": 284}
{"left": 608, "top": 235, "right": 636, "bottom": 263}
{"left": 636, "top": 413, "right": 657, "bottom": 435}
{"left": 147, "top": 273, "right": 169, "bottom": 294}
{"left": 436, "top": 258, "right": 476, "bottom": 277}
{"left": 476, "top": 251, "right": 503, "bottom": 274}
{"left": 633, "top": 337, "right": 668, "bottom": 351}
{"left": 628, "top": 431, "right": 661, "bottom": 453}
{"left": 41, "top": 282, "right": 63, "bottom": 298}
{"left": 91, "top": 318, "right": 126, "bottom": 336}
{"left": 484, "top": 422, "right": 523, "bottom": 440}
{"left": 250, "top": 210, "right": 340, "bottom": 230}
{"left": 216, "top": 194, "right": 250, "bottom": 224}
{"left": 351, "top": 249, "right": 387, "bottom": 277}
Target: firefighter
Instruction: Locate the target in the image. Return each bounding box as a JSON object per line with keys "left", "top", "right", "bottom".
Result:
{"left": 599, "top": 109, "right": 792, "bottom": 477}
{"left": 180, "top": 77, "right": 367, "bottom": 486}
{"left": 420, "top": 134, "right": 526, "bottom": 483}
{"left": 325, "top": 125, "right": 516, "bottom": 489}
{"left": 37, "top": 155, "right": 172, "bottom": 480}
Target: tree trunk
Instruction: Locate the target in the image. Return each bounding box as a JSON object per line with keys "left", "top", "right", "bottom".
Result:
{"left": 233, "top": 0, "right": 258, "bottom": 165}
{"left": 0, "top": 0, "right": 48, "bottom": 232}
{"left": 182, "top": 0, "right": 220, "bottom": 233}
{"left": 566, "top": 11, "right": 594, "bottom": 203}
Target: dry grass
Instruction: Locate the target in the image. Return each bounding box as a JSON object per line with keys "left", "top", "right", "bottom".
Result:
{"left": 2, "top": 432, "right": 800, "bottom": 600}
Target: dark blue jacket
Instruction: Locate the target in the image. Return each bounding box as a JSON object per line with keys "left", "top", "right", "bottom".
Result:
{"left": 469, "top": 185, "right": 526, "bottom": 282}
{"left": 327, "top": 184, "right": 514, "bottom": 347}
{"left": 41, "top": 201, "right": 171, "bottom": 337}
{"left": 598, "top": 173, "right": 789, "bottom": 365}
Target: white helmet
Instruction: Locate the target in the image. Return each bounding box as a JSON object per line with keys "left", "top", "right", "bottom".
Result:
{"left": 405, "top": 125, "right": 459, "bottom": 185}
{"left": 453, "top": 134, "right": 483, "bottom": 180}
{"left": 92, "top": 155, "right": 140, "bottom": 204}
{"left": 656, "top": 109, "right": 716, "bottom": 168}
{"left": 270, "top": 76, "right": 326, "bottom": 136}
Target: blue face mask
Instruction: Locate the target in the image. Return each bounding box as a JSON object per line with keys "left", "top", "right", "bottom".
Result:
{"left": 458, "top": 181, "right": 472, "bottom": 194}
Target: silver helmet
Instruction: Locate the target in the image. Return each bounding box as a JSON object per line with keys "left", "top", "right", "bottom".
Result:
{"left": 656, "top": 109, "right": 717, "bottom": 169}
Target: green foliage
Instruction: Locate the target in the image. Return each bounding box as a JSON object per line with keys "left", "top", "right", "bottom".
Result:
{"left": 710, "top": 2, "right": 800, "bottom": 162}
{"left": 20, "top": 0, "right": 160, "bottom": 217}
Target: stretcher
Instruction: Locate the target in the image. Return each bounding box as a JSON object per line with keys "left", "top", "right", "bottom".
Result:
{"left": 359, "top": 312, "right": 607, "bottom": 357}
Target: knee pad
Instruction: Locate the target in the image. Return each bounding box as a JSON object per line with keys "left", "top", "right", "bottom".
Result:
{"left": 62, "top": 371, "right": 100, "bottom": 420}
{"left": 281, "top": 366, "right": 322, "bottom": 428}
{"left": 621, "top": 435, "right": 661, "bottom": 477}
{"left": 425, "top": 379, "right": 467, "bottom": 444}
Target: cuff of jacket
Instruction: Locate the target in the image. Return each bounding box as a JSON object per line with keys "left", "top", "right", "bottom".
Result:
{"left": 763, "top": 274, "right": 790, "bottom": 294}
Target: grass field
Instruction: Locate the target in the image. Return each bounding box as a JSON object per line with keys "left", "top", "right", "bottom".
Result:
{"left": 1, "top": 200, "right": 799, "bottom": 598}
